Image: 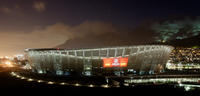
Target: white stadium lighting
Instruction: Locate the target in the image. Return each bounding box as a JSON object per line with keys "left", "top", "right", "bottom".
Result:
{"left": 25, "top": 45, "right": 173, "bottom": 76}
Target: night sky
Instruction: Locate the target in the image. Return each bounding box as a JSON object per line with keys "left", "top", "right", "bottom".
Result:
{"left": 0, "top": 0, "right": 200, "bottom": 56}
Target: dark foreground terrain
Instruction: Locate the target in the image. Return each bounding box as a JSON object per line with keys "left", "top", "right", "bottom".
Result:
{"left": 0, "top": 67, "right": 200, "bottom": 96}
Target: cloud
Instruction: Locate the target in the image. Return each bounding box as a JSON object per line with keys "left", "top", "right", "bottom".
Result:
{"left": 0, "top": 5, "right": 23, "bottom": 16}
{"left": 33, "top": 1, "right": 46, "bottom": 12}
{"left": 57, "top": 21, "right": 156, "bottom": 49}
{"left": 70, "top": 21, "right": 116, "bottom": 38}
{"left": 0, "top": 7, "right": 12, "bottom": 13}
{"left": 0, "top": 21, "right": 131, "bottom": 56}
{"left": 14, "top": 5, "right": 20, "bottom": 9}
{"left": 0, "top": 23, "right": 71, "bottom": 56}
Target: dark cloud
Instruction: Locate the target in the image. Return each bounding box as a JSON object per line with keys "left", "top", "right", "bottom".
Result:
{"left": 151, "top": 16, "right": 200, "bottom": 42}
{"left": 69, "top": 21, "right": 116, "bottom": 38}
{"left": 57, "top": 21, "right": 154, "bottom": 49}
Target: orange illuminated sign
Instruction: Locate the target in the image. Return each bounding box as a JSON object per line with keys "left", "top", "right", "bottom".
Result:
{"left": 103, "top": 57, "right": 128, "bottom": 67}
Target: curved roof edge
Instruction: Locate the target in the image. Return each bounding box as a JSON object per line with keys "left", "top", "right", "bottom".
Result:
{"left": 25, "top": 45, "right": 174, "bottom": 51}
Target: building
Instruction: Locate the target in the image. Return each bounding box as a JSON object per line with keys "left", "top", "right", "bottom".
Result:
{"left": 25, "top": 45, "right": 173, "bottom": 76}
{"left": 167, "top": 47, "right": 200, "bottom": 70}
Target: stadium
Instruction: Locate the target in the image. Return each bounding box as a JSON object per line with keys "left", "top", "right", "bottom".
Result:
{"left": 25, "top": 45, "right": 173, "bottom": 76}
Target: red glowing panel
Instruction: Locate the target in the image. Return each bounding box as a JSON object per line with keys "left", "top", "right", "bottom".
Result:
{"left": 119, "top": 57, "right": 128, "bottom": 67}
{"left": 103, "top": 57, "right": 128, "bottom": 67}
{"left": 103, "top": 58, "right": 113, "bottom": 67}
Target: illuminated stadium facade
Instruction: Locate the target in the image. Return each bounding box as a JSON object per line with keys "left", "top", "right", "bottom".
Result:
{"left": 25, "top": 45, "right": 173, "bottom": 76}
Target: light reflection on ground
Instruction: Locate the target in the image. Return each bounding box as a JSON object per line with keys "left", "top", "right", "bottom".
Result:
{"left": 10, "top": 71, "right": 200, "bottom": 91}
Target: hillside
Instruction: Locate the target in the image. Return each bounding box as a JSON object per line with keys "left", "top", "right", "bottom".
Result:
{"left": 167, "top": 34, "right": 200, "bottom": 47}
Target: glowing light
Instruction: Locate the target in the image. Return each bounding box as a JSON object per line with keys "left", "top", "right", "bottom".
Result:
{"left": 37, "top": 80, "right": 44, "bottom": 83}
{"left": 124, "top": 83, "right": 129, "bottom": 86}
{"left": 27, "top": 78, "right": 34, "bottom": 81}
{"left": 47, "top": 81, "right": 54, "bottom": 84}
{"left": 88, "top": 84, "right": 94, "bottom": 87}
{"left": 103, "top": 57, "right": 128, "bottom": 67}
{"left": 120, "top": 63, "right": 127, "bottom": 67}
{"left": 5, "top": 61, "right": 13, "bottom": 67}
{"left": 20, "top": 77, "right": 26, "bottom": 79}
{"left": 86, "top": 67, "right": 91, "bottom": 70}
{"left": 179, "top": 83, "right": 183, "bottom": 86}
{"left": 16, "top": 75, "right": 21, "bottom": 78}
{"left": 185, "top": 86, "right": 191, "bottom": 91}
{"left": 60, "top": 82, "right": 66, "bottom": 85}
{"left": 75, "top": 83, "right": 80, "bottom": 86}
{"left": 101, "top": 84, "right": 109, "bottom": 88}
{"left": 10, "top": 72, "right": 16, "bottom": 76}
